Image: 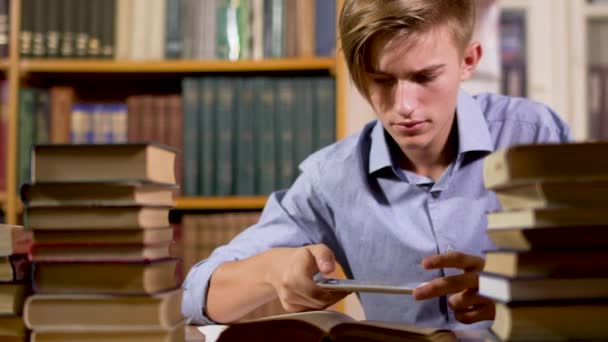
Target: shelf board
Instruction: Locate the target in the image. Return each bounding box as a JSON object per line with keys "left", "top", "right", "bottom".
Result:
{"left": 175, "top": 196, "right": 268, "bottom": 210}
{"left": 19, "top": 58, "right": 336, "bottom": 73}
{"left": 585, "top": 4, "right": 608, "bottom": 18}
{"left": 0, "top": 59, "right": 9, "bottom": 70}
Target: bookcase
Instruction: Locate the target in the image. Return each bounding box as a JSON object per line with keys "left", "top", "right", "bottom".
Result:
{"left": 0, "top": 0, "right": 348, "bottom": 225}
{"left": 498, "top": 0, "right": 607, "bottom": 142}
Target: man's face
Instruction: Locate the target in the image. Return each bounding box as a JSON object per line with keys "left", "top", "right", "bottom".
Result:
{"left": 366, "top": 27, "right": 478, "bottom": 155}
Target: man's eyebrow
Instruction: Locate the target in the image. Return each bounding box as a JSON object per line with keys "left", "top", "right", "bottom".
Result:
{"left": 367, "top": 64, "right": 445, "bottom": 75}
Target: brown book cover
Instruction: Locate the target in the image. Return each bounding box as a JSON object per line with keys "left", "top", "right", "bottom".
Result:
{"left": 487, "top": 225, "right": 608, "bottom": 251}
{"left": 21, "top": 181, "right": 176, "bottom": 207}
{"left": 495, "top": 179, "right": 608, "bottom": 210}
{"left": 24, "top": 288, "right": 183, "bottom": 329}
{"left": 483, "top": 142, "right": 608, "bottom": 190}
{"left": 0, "top": 283, "right": 28, "bottom": 315}
{"left": 26, "top": 206, "right": 171, "bottom": 230}
{"left": 32, "top": 143, "right": 177, "bottom": 184}
{"left": 32, "top": 227, "right": 173, "bottom": 245}
{"left": 49, "top": 86, "right": 76, "bottom": 143}
{"left": 30, "top": 321, "right": 185, "bottom": 342}
{"left": 32, "top": 258, "right": 179, "bottom": 294}
{"left": 126, "top": 96, "right": 142, "bottom": 142}
{"left": 492, "top": 301, "right": 608, "bottom": 342}
{"left": 484, "top": 249, "right": 608, "bottom": 278}
{"left": 29, "top": 241, "right": 172, "bottom": 262}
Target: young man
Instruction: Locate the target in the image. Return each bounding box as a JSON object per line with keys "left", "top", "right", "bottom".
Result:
{"left": 182, "top": 0, "right": 571, "bottom": 329}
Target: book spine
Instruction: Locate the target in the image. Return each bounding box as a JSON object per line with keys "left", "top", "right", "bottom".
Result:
{"left": 215, "top": 77, "right": 235, "bottom": 196}
{"left": 0, "top": 0, "right": 9, "bottom": 58}
{"left": 34, "top": 90, "right": 50, "bottom": 145}
{"left": 101, "top": 0, "right": 116, "bottom": 58}
{"left": 164, "top": 0, "right": 182, "bottom": 59}
{"left": 74, "top": 0, "right": 89, "bottom": 57}
{"left": 199, "top": 78, "right": 216, "bottom": 196}
{"left": 235, "top": 78, "right": 255, "bottom": 195}
{"left": 49, "top": 86, "right": 75, "bottom": 143}
{"left": 46, "top": 0, "right": 61, "bottom": 58}
{"left": 60, "top": 0, "right": 77, "bottom": 58}
{"left": 314, "top": 0, "right": 335, "bottom": 56}
{"left": 255, "top": 77, "right": 276, "bottom": 194}
{"left": 115, "top": 0, "right": 133, "bottom": 60}
{"left": 87, "top": 0, "right": 102, "bottom": 58}
{"left": 18, "top": 88, "right": 37, "bottom": 188}
{"left": 182, "top": 78, "right": 199, "bottom": 196}
{"left": 276, "top": 77, "right": 295, "bottom": 189}
{"left": 20, "top": 0, "right": 34, "bottom": 58}
{"left": 31, "top": 0, "right": 47, "bottom": 58}
{"left": 313, "top": 77, "right": 336, "bottom": 149}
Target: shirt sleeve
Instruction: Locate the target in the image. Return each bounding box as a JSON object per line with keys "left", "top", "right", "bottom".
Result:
{"left": 181, "top": 166, "right": 338, "bottom": 324}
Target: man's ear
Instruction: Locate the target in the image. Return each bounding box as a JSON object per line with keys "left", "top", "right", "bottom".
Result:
{"left": 460, "top": 41, "right": 482, "bottom": 81}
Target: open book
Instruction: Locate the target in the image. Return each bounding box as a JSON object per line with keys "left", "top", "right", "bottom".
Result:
{"left": 203, "top": 310, "right": 456, "bottom": 342}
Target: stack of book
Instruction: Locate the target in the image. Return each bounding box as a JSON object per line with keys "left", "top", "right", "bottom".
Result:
{"left": 481, "top": 143, "right": 608, "bottom": 341}
{"left": 0, "top": 225, "right": 32, "bottom": 342}
{"left": 20, "top": 143, "right": 185, "bottom": 342}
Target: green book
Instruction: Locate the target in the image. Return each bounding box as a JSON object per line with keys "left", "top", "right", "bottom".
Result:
{"left": 235, "top": 78, "right": 256, "bottom": 195}
{"left": 275, "top": 78, "right": 295, "bottom": 189}
{"left": 215, "top": 77, "right": 236, "bottom": 196}
{"left": 255, "top": 77, "right": 276, "bottom": 195}
{"left": 182, "top": 78, "right": 199, "bottom": 196}
{"left": 18, "top": 88, "right": 37, "bottom": 190}
{"left": 199, "top": 78, "right": 217, "bottom": 196}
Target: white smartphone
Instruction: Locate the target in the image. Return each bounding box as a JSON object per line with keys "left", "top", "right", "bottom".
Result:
{"left": 314, "top": 276, "right": 415, "bottom": 294}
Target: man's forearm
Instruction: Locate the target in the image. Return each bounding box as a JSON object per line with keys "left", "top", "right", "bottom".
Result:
{"left": 205, "top": 248, "right": 287, "bottom": 323}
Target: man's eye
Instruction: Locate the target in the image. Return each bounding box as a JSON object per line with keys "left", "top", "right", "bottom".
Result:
{"left": 413, "top": 73, "right": 436, "bottom": 83}
{"left": 372, "top": 77, "right": 393, "bottom": 84}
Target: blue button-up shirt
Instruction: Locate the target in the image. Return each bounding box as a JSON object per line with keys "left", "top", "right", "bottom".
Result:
{"left": 182, "top": 90, "right": 571, "bottom": 329}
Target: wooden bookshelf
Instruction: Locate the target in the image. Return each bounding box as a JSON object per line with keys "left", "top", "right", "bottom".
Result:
{"left": 0, "top": 59, "right": 9, "bottom": 71}
{"left": 175, "top": 196, "right": 268, "bottom": 210}
{"left": 19, "top": 58, "right": 336, "bottom": 73}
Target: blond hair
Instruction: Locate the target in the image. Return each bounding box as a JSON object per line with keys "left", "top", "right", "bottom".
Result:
{"left": 339, "top": 0, "right": 475, "bottom": 96}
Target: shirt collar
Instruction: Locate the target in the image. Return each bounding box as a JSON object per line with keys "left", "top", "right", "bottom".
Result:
{"left": 368, "top": 89, "right": 493, "bottom": 175}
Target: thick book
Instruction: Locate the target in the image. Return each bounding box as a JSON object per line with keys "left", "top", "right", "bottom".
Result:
{"left": 0, "top": 315, "right": 27, "bottom": 341}
{"left": 24, "top": 288, "right": 183, "bottom": 329}
{"left": 214, "top": 310, "right": 455, "bottom": 342}
{"left": 486, "top": 206, "right": 608, "bottom": 229}
{"left": 479, "top": 272, "right": 608, "bottom": 302}
{"left": 31, "top": 143, "right": 176, "bottom": 184}
{"left": 26, "top": 206, "right": 170, "bottom": 230}
{"left": 492, "top": 300, "right": 608, "bottom": 341}
{"left": 32, "top": 227, "right": 173, "bottom": 245}
{"left": 21, "top": 181, "right": 176, "bottom": 207}
{"left": 494, "top": 179, "right": 608, "bottom": 210}
{"left": 29, "top": 241, "right": 172, "bottom": 262}
{"left": 483, "top": 142, "right": 608, "bottom": 189}
{"left": 30, "top": 321, "right": 185, "bottom": 342}
{"left": 0, "top": 225, "right": 33, "bottom": 257}
{"left": 0, "top": 283, "right": 27, "bottom": 315}
{"left": 487, "top": 225, "right": 608, "bottom": 250}
{"left": 484, "top": 249, "right": 608, "bottom": 278}
{"left": 32, "top": 258, "right": 178, "bottom": 294}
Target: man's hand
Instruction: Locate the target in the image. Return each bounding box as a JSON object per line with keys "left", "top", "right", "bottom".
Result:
{"left": 265, "top": 244, "right": 349, "bottom": 312}
{"left": 413, "top": 251, "right": 495, "bottom": 324}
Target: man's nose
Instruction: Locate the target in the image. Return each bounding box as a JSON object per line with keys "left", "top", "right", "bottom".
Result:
{"left": 394, "top": 80, "right": 417, "bottom": 117}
